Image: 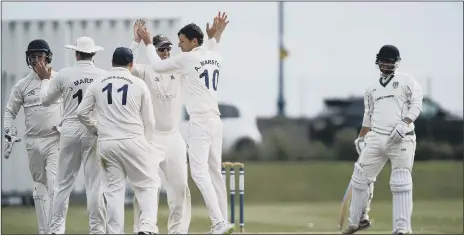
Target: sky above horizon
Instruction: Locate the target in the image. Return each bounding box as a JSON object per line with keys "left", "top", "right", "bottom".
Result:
{"left": 2, "top": 1, "right": 463, "bottom": 117}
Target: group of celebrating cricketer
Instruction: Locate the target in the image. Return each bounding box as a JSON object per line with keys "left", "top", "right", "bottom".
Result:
{"left": 3, "top": 9, "right": 424, "bottom": 235}
{"left": 4, "top": 12, "right": 234, "bottom": 234}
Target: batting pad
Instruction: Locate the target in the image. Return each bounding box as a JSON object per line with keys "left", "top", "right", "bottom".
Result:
{"left": 390, "top": 168, "right": 413, "bottom": 234}
{"left": 348, "top": 163, "right": 369, "bottom": 227}
{"left": 33, "top": 183, "right": 50, "bottom": 234}
{"left": 363, "top": 183, "right": 375, "bottom": 221}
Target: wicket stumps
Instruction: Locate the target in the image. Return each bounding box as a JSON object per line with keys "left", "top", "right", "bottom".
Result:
{"left": 222, "top": 162, "right": 245, "bottom": 233}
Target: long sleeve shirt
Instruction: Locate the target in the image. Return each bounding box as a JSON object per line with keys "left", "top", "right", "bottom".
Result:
{"left": 4, "top": 71, "right": 62, "bottom": 137}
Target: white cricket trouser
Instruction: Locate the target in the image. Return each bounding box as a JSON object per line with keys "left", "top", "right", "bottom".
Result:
{"left": 349, "top": 131, "right": 416, "bottom": 233}
{"left": 134, "top": 131, "right": 191, "bottom": 234}
{"left": 187, "top": 115, "right": 228, "bottom": 225}
{"left": 25, "top": 134, "right": 59, "bottom": 234}
{"left": 100, "top": 136, "right": 162, "bottom": 234}
{"left": 49, "top": 125, "right": 106, "bottom": 234}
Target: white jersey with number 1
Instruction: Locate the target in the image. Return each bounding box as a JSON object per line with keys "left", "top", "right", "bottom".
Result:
{"left": 40, "top": 60, "right": 107, "bottom": 126}
{"left": 40, "top": 60, "right": 108, "bottom": 234}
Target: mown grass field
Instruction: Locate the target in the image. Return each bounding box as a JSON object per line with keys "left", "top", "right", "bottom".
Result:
{"left": 2, "top": 200, "right": 462, "bottom": 234}
{"left": 2, "top": 161, "right": 462, "bottom": 234}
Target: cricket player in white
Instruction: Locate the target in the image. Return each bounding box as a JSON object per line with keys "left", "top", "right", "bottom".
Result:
{"left": 40, "top": 36, "right": 107, "bottom": 234}
{"left": 130, "top": 16, "right": 228, "bottom": 234}
{"left": 138, "top": 12, "right": 234, "bottom": 234}
{"left": 76, "top": 47, "right": 162, "bottom": 234}
{"left": 3, "top": 39, "right": 61, "bottom": 234}
{"left": 129, "top": 19, "right": 191, "bottom": 234}
{"left": 344, "top": 45, "right": 423, "bottom": 234}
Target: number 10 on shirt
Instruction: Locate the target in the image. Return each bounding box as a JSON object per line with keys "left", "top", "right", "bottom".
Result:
{"left": 200, "top": 69, "right": 219, "bottom": 91}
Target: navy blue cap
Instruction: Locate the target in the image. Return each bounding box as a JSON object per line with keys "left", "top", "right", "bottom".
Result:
{"left": 112, "top": 47, "right": 133, "bottom": 66}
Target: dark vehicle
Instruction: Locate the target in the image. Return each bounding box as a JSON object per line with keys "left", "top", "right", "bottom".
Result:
{"left": 309, "top": 96, "right": 464, "bottom": 146}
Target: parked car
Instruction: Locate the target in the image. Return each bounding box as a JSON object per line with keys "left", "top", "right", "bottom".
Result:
{"left": 180, "top": 102, "right": 263, "bottom": 155}
{"left": 308, "top": 96, "right": 464, "bottom": 146}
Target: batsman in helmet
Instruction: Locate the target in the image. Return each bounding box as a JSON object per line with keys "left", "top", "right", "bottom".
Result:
{"left": 3, "top": 39, "right": 62, "bottom": 234}
{"left": 344, "top": 45, "right": 423, "bottom": 234}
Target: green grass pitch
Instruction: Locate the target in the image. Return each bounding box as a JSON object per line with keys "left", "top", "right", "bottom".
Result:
{"left": 2, "top": 199, "right": 462, "bottom": 234}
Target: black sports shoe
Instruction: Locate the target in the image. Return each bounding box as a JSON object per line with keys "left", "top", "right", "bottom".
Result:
{"left": 342, "top": 219, "right": 371, "bottom": 234}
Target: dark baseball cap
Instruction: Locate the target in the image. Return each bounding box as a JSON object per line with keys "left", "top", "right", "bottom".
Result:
{"left": 153, "top": 34, "right": 172, "bottom": 49}
{"left": 112, "top": 47, "right": 133, "bottom": 66}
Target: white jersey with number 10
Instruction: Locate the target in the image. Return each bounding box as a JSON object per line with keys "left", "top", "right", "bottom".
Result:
{"left": 145, "top": 40, "right": 222, "bottom": 116}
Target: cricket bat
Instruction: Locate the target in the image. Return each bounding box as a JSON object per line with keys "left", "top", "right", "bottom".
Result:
{"left": 337, "top": 182, "right": 352, "bottom": 231}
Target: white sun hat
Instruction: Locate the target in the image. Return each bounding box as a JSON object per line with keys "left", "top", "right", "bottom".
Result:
{"left": 65, "top": 36, "right": 104, "bottom": 53}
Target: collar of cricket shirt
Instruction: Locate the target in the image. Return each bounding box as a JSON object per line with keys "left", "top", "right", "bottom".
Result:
{"left": 111, "top": 67, "right": 131, "bottom": 73}
{"left": 76, "top": 60, "right": 95, "bottom": 67}
{"left": 191, "top": 46, "right": 203, "bottom": 52}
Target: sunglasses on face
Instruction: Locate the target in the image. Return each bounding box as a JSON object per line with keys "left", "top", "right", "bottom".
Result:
{"left": 157, "top": 47, "right": 171, "bottom": 52}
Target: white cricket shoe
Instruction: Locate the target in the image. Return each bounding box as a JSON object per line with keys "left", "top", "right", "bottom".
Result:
{"left": 208, "top": 221, "right": 235, "bottom": 234}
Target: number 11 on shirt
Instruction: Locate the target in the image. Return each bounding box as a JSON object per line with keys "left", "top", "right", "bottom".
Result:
{"left": 102, "top": 83, "right": 129, "bottom": 105}
{"left": 200, "top": 69, "right": 219, "bottom": 91}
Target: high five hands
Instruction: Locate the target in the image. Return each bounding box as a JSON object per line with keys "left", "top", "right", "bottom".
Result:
{"left": 134, "top": 19, "right": 147, "bottom": 43}
{"left": 135, "top": 11, "right": 230, "bottom": 46}
{"left": 206, "top": 11, "right": 230, "bottom": 43}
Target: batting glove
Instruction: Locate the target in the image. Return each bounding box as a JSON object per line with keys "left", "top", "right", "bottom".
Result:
{"left": 389, "top": 121, "right": 409, "bottom": 143}
{"left": 4, "top": 125, "right": 18, "bottom": 137}
{"left": 4, "top": 134, "right": 21, "bottom": 159}
{"left": 354, "top": 137, "right": 366, "bottom": 155}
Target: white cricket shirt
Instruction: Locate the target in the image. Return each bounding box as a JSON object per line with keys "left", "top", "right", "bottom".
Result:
{"left": 4, "top": 71, "right": 62, "bottom": 137}
{"left": 145, "top": 39, "right": 222, "bottom": 117}
{"left": 76, "top": 67, "right": 156, "bottom": 143}
{"left": 362, "top": 72, "right": 423, "bottom": 135}
{"left": 40, "top": 60, "right": 107, "bottom": 127}
{"left": 129, "top": 41, "right": 183, "bottom": 133}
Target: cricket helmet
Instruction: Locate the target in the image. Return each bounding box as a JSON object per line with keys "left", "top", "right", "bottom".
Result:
{"left": 375, "top": 45, "right": 401, "bottom": 75}
{"left": 25, "top": 39, "right": 53, "bottom": 68}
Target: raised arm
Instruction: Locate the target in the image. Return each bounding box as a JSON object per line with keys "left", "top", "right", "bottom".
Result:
{"left": 76, "top": 84, "right": 98, "bottom": 134}
{"left": 129, "top": 41, "right": 149, "bottom": 79}
{"left": 203, "top": 38, "right": 219, "bottom": 52}
{"left": 129, "top": 20, "right": 148, "bottom": 79}
{"left": 40, "top": 72, "right": 62, "bottom": 107}
{"left": 130, "top": 19, "right": 146, "bottom": 65}
{"left": 147, "top": 44, "right": 187, "bottom": 74}
{"left": 129, "top": 41, "right": 140, "bottom": 63}
{"left": 137, "top": 26, "right": 187, "bottom": 74}
{"left": 403, "top": 78, "right": 423, "bottom": 124}
{"left": 139, "top": 82, "right": 156, "bottom": 144}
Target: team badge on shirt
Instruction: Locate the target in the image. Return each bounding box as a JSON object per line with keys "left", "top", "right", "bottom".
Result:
{"left": 392, "top": 82, "right": 399, "bottom": 89}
